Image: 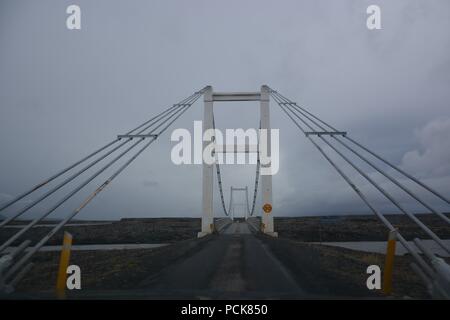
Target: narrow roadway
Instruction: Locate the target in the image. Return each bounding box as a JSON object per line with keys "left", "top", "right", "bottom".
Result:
{"left": 140, "top": 221, "right": 306, "bottom": 299}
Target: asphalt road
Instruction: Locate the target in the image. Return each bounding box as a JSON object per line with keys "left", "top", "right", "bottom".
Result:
{"left": 139, "top": 222, "right": 306, "bottom": 299}
{"left": 221, "top": 221, "right": 252, "bottom": 234}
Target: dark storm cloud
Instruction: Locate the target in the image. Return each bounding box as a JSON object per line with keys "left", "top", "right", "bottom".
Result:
{"left": 0, "top": 0, "right": 449, "bottom": 220}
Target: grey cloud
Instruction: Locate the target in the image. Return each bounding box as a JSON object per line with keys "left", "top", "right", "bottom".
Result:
{"left": 401, "top": 117, "right": 450, "bottom": 178}
{"left": 0, "top": 0, "right": 449, "bottom": 220}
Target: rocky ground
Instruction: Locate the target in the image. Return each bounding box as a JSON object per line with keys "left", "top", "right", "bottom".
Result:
{"left": 259, "top": 235, "right": 429, "bottom": 299}
{"left": 2, "top": 214, "right": 448, "bottom": 299}
{"left": 3, "top": 214, "right": 448, "bottom": 247}
{"left": 0, "top": 218, "right": 200, "bottom": 246}
{"left": 274, "top": 213, "right": 450, "bottom": 242}
{"left": 14, "top": 237, "right": 211, "bottom": 295}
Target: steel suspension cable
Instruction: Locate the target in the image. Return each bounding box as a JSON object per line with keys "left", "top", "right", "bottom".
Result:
{"left": 270, "top": 89, "right": 450, "bottom": 205}
{"left": 272, "top": 91, "right": 450, "bottom": 225}
{"left": 215, "top": 161, "right": 229, "bottom": 216}
{"left": 228, "top": 186, "right": 233, "bottom": 216}
{"left": 245, "top": 186, "right": 251, "bottom": 217}
{"left": 211, "top": 114, "right": 261, "bottom": 217}
{"left": 0, "top": 92, "right": 201, "bottom": 228}
{"left": 249, "top": 124, "right": 261, "bottom": 216}
{"left": 0, "top": 89, "right": 205, "bottom": 253}
{"left": 3, "top": 96, "right": 200, "bottom": 280}
{"left": 275, "top": 98, "right": 435, "bottom": 277}
{"left": 271, "top": 91, "right": 449, "bottom": 254}
{"left": 0, "top": 139, "right": 145, "bottom": 253}
{"left": 0, "top": 92, "right": 198, "bottom": 213}
{"left": 212, "top": 115, "right": 229, "bottom": 217}
{"left": 346, "top": 136, "right": 450, "bottom": 205}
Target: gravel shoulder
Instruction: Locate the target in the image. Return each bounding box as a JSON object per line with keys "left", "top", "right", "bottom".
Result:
{"left": 275, "top": 214, "right": 450, "bottom": 242}
{"left": 259, "top": 234, "right": 429, "bottom": 299}
{"left": 0, "top": 218, "right": 200, "bottom": 246}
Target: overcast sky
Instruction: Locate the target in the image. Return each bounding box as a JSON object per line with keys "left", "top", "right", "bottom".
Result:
{"left": 0, "top": 0, "right": 449, "bottom": 220}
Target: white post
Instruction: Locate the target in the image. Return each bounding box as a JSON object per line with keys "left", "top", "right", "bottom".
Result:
{"left": 198, "top": 86, "right": 214, "bottom": 237}
{"left": 260, "top": 85, "right": 277, "bottom": 236}
{"left": 228, "top": 186, "right": 233, "bottom": 222}
{"left": 198, "top": 86, "right": 277, "bottom": 236}
{"left": 245, "top": 186, "right": 249, "bottom": 220}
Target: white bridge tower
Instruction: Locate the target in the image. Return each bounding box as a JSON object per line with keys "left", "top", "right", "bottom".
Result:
{"left": 198, "top": 85, "right": 276, "bottom": 237}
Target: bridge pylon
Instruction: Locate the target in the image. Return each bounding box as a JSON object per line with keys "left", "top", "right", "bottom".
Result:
{"left": 198, "top": 85, "right": 277, "bottom": 237}
{"left": 228, "top": 186, "right": 250, "bottom": 221}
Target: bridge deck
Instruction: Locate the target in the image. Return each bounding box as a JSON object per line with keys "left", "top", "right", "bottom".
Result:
{"left": 220, "top": 221, "right": 252, "bottom": 234}
{"left": 139, "top": 222, "right": 306, "bottom": 298}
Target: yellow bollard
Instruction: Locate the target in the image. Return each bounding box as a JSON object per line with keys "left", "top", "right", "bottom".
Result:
{"left": 56, "top": 231, "right": 73, "bottom": 299}
{"left": 382, "top": 229, "right": 397, "bottom": 295}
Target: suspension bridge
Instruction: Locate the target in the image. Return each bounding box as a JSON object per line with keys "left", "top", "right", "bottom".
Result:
{"left": 0, "top": 85, "right": 449, "bottom": 298}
